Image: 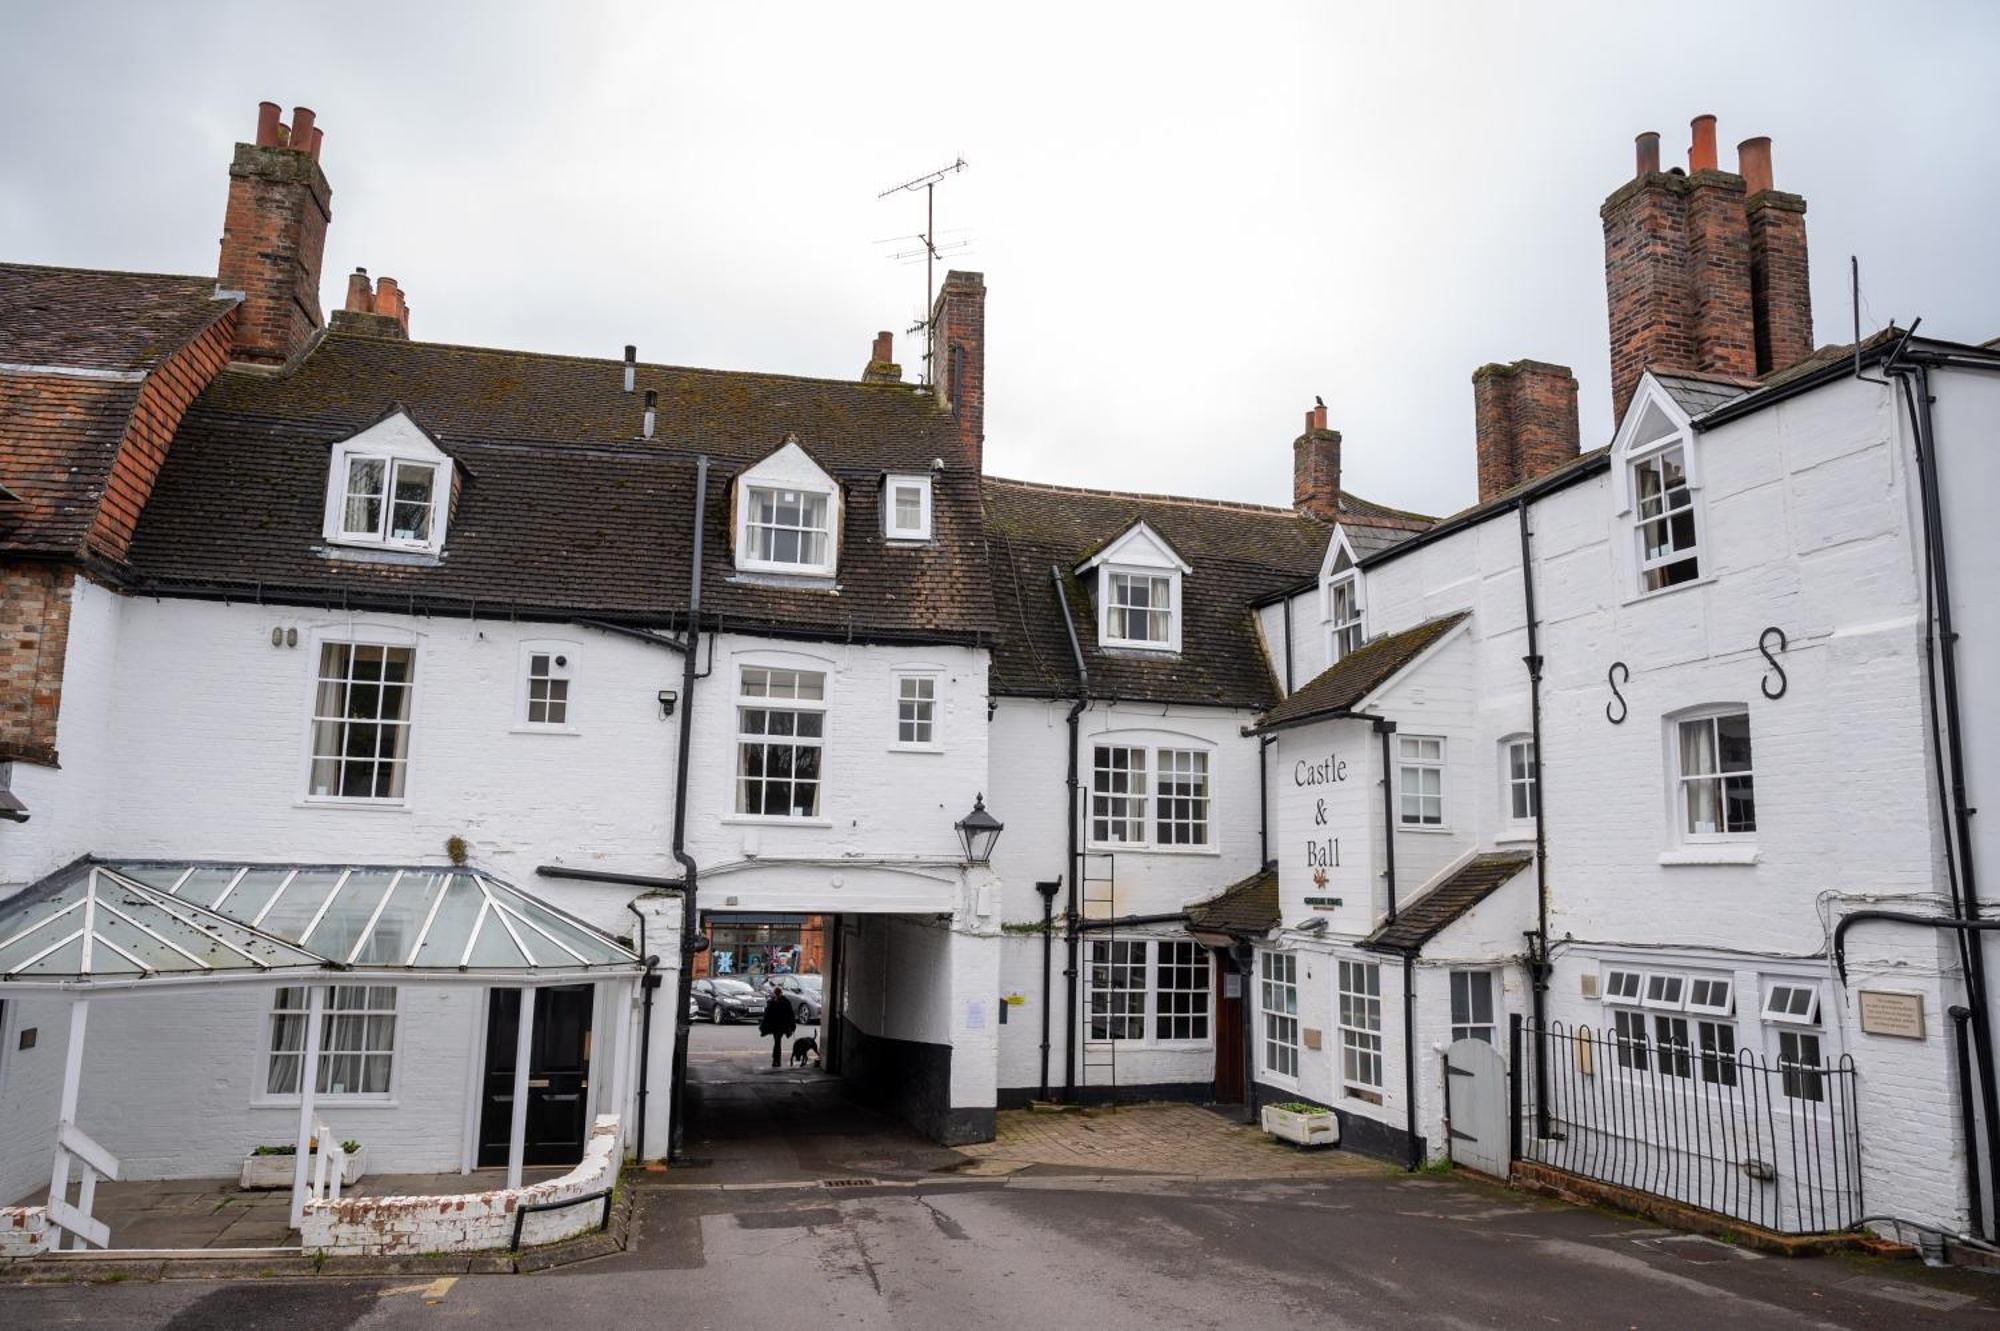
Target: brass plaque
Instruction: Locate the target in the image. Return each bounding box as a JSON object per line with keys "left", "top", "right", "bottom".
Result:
{"left": 1857, "top": 990, "right": 1925, "bottom": 1040}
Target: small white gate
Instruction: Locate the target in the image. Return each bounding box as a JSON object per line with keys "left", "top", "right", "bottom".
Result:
{"left": 1443, "top": 1037, "right": 1509, "bottom": 1179}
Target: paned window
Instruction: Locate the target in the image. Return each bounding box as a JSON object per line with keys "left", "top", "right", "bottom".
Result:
{"left": 1643, "top": 973, "right": 1686, "bottom": 1010}
{"left": 1338, "top": 959, "right": 1383, "bottom": 1099}
{"left": 1086, "top": 939, "right": 1147, "bottom": 1041}
{"left": 1762, "top": 983, "right": 1820, "bottom": 1025}
{"left": 1612, "top": 1007, "right": 1649, "bottom": 1071}
{"left": 1778, "top": 1029, "right": 1825, "bottom": 1103}
{"left": 1450, "top": 970, "right": 1496, "bottom": 1043}
{"left": 736, "top": 667, "right": 826, "bottom": 817}
{"left": 340, "top": 457, "right": 439, "bottom": 547}
{"left": 309, "top": 642, "right": 415, "bottom": 801}
{"left": 1085, "top": 939, "right": 1210, "bottom": 1044}
{"left": 1634, "top": 444, "right": 1699, "bottom": 591}
{"left": 1687, "top": 977, "right": 1734, "bottom": 1017}
{"left": 1697, "top": 1020, "right": 1739, "bottom": 1087}
{"left": 1654, "top": 1015, "right": 1693, "bottom": 1078}
{"left": 1397, "top": 735, "right": 1445, "bottom": 827}
{"left": 1677, "top": 711, "right": 1756, "bottom": 837}
{"left": 1155, "top": 750, "right": 1210, "bottom": 846}
{"left": 1602, "top": 968, "right": 1643, "bottom": 1004}
{"left": 523, "top": 648, "right": 572, "bottom": 727}
{"left": 1105, "top": 571, "right": 1173, "bottom": 646}
{"left": 745, "top": 487, "right": 832, "bottom": 569}
{"left": 1504, "top": 737, "right": 1538, "bottom": 823}
{"left": 1327, "top": 572, "right": 1363, "bottom": 660}
{"left": 1154, "top": 941, "right": 1210, "bottom": 1041}
{"left": 1091, "top": 746, "right": 1148, "bottom": 844}
{"left": 895, "top": 675, "right": 936, "bottom": 746}
{"left": 266, "top": 985, "right": 397, "bottom": 1097}
{"left": 1259, "top": 951, "right": 1298, "bottom": 1081}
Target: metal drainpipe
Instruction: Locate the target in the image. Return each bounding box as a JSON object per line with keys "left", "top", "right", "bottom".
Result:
{"left": 1259, "top": 735, "right": 1277, "bottom": 868}
{"left": 1035, "top": 878, "right": 1060, "bottom": 1100}
{"left": 1952, "top": 1006, "right": 1985, "bottom": 1239}
{"left": 1053, "top": 564, "right": 1091, "bottom": 1102}
{"left": 1282, "top": 596, "right": 1295, "bottom": 694}
{"left": 1374, "top": 718, "right": 1398, "bottom": 921}
{"left": 1402, "top": 951, "right": 1419, "bottom": 1170}
{"left": 666, "top": 456, "right": 708, "bottom": 1160}
{"left": 1516, "top": 499, "right": 1552, "bottom": 1138}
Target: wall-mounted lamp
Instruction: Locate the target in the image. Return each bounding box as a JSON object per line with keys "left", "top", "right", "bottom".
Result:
{"left": 657, "top": 689, "right": 679, "bottom": 719}
{"left": 955, "top": 793, "right": 1004, "bottom": 865}
{"left": 1297, "top": 917, "right": 1329, "bottom": 935}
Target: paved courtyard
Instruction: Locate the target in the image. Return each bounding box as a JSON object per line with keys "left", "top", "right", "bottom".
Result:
{"left": 957, "top": 1101, "right": 1387, "bottom": 1179}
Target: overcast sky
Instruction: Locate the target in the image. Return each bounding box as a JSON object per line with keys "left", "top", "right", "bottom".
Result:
{"left": 4, "top": 1, "right": 1996, "bottom": 516}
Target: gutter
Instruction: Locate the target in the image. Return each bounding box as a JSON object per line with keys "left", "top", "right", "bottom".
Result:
{"left": 1053, "top": 564, "right": 1091, "bottom": 1102}
{"left": 666, "top": 456, "right": 709, "bottom": 1160}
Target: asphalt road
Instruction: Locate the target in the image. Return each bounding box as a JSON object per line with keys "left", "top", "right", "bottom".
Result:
{"left": 5, "top": 1022, "right": 1993, "bottom": 1329}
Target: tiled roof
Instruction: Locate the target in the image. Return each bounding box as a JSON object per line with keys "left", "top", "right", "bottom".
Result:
{"left": 123, "top": 332, "right": 998, "bottom": 641}
{"left": 0, "top": 264, "right": 232, "bottom": 372}
{"left": 1186, "top": 866, "right": 1279, "bottom": 938}
{"left": 1253, "top": 612, "right": 1468, "bottom": 732}
{"left": 1651, "top": 369, "right": 1754, "bottom": 419}
{"left": 0, "top": 264, "right": 238, "bottom": 558}
{"left": 982, "top": 477, "right": 1429, "bottom": 707}
{"left": 1365, "top": 851, "right": 1534, "bottom": 954}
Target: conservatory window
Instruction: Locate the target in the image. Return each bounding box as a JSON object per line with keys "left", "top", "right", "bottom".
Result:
{"left": 266, "top": 984, "right": 397, "bottom": 1098}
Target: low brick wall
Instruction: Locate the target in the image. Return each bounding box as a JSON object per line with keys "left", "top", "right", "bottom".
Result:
{"left": 0, "top": 1207, "right": 51, "bottom": 1258}
{"left": 301, "top": 1115, "right": 621, "bottom": 1256}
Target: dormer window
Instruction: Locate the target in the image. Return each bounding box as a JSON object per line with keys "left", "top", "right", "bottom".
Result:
{"left": 884, "top": 474, "right": 932, "bottom": 541}
{"left": 1319, "top": 531, "right": 1365, "bottom": 663}
{"left": 1078, "top": 519, "right": 1189, "bottom": 654}
{"left": 733, "top": 435, "right": 842, "bottom": 578}
{"left": 1613, "top": 378, "right": 1706, "bottom": 597}
{"left": 745, "top": 487, "right": 830, "bottom": 567}
{"left": 322, "top": 408, "right": 453, "bottom": 557}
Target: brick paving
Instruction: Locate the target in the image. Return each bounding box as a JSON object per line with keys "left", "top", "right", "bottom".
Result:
{"left": 956, "top": 1103, "right": 1390, "bottom": 1180}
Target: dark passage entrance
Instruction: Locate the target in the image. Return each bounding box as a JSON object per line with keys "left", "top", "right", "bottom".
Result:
{"left": 478, "top": 984, "right": 594, "bottom": 1167}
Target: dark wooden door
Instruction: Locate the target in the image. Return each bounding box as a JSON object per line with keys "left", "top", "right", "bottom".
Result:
{"left": 478, "top": 985, "right": 594, "bottom": 1167}
{"left": 1214, "top": 953, "right": 1245, "bottom": 1104}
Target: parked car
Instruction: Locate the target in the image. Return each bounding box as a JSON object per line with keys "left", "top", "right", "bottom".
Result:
{"left": 693, "top": 977, "right": 760, "bottom": 1024}
{"left": 761, "top": 973, "right": 822, "bottom": 1023}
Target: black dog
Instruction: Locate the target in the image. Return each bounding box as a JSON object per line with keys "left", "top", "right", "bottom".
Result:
{"left": 790, "top": 1035, "right": 820, "bottom": 1067}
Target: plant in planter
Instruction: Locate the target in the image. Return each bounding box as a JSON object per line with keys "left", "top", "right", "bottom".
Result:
{"left": 1260, "top": 1101, "right": 1340, "bottom": 1148}
{"left": 238, "top": 1138, "right": 367, "bottom": 1189}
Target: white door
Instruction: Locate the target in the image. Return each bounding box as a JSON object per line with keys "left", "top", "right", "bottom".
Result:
{"left": 1444, "top": 1036, "right": 1509, "bottom": 1178}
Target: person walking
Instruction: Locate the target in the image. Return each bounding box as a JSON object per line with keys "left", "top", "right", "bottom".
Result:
{"left": 758, "top": 985, "right": 797, "bottom": 1069}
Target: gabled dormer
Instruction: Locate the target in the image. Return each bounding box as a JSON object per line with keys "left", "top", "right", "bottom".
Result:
{"left": 1611, "top": 372, "right": 1706, "bottom": 599}
{"left": 732, "top": 435, "right": 842, "bottom": 579}
{"left": 321, "top": 406, "right": 455, "bottom": 557}
{"left": 1076, "top": 519, "right": 1191, "bottom": 653}
{"left": 1319, "top": 525, "right": 1365, "bottom": 662}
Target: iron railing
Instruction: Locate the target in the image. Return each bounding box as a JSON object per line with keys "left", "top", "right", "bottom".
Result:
{"left": 1514, "top": 1017, "right": 1862, "bottom": 1234}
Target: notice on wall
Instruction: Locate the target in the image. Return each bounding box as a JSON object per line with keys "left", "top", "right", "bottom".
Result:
{"left": 1858, "top": 990, "right": 1925, "bottom": 1040}
{"left": 1223, "top": 973, "right": 1243, "bottom": 999}
{"left": 966, "top": 999, "right": 987, "bottom": 1030}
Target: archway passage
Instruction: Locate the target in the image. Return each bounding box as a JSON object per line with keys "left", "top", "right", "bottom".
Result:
{"left": 679, "top": 911, "right": 972, "bottom": 1184}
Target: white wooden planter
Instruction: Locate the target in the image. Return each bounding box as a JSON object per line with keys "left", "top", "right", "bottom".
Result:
{"left": 1261, "top": 1104, "right": 1340, "bottom": 1148}
{"left": 239, "top": 1146, "right": 366, "bottom": 1190}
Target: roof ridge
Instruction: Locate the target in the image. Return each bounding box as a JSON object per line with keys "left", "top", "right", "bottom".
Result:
{"left": 0, "top": 260, "right": 217, "bottom": 286}
{"left": 983, "top": 474, "right": 1311, "bottom": 518}
{"left": 316, "top": 330, "right": 946, "bottom": 399}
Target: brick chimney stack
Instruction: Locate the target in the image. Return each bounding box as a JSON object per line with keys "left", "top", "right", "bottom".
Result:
{"left": 1601, "top": 115, "right": 1811, "bottom": 420}
{"left": 1472, "top": 360, "right": 1580, "bottom": 503}
{"left": 217, "top": 102, "right": 333, "bottom": 365}
{"left": 861, "top": 330, "right": 903, "bottom": 384}
{"left": 931, "top": 271, "right": 985, "bottom": 469}
{"left": 330, "top": 267, "right": 411, "bottom": 340}
{"left": 1292, "top": 400, "right": 1342, "bottom": 521}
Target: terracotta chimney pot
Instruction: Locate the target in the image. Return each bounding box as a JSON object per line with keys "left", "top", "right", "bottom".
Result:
{"left": 1738, "top": 136, "right": 1774, "bottom": 194}
{"left": 1635, "top": 131, "right": 1661, "bottom": 177}
{"left": 1689, "top": 114, "right": 1718, "bottom": 173}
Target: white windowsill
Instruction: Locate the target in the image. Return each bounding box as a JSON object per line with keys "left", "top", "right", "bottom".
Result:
{"left": 1086, "top": 843, "right": 1221, "bottom": 858}
{"left": 510, "top": 725, "right": 581, "bottom": 737}
{"left": 295, "top": 799, "right": 412, "bottom": 814}
{"left": 1624, "top": 572, "right": 1715, "bottom": 607}
{"left": 251, "top": 1097, "right": 400, "bottom": 1111}
{"left": 1397, "top": 824, "right": 1455, "bottom": 835}
{"left": 735, "top": 557, "right": 837, "bottom": 579}
{"left": 1256, "top": 1071, "right": 1300, "bottom": 1093}
{"left": 1659, "top": 845, "right": 1760, "bottom": 867}
{"left": 887, "top": 744, "right": 944, "bottom": 755}
{"left": 1493, "top": 830, "right": 1537, "bottom": 846}
{"left": 722, "top": 815, "right": 835, "bottom": 829}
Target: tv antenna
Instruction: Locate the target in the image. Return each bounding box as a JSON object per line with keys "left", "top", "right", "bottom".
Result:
{"left": 877, "top": 156, "right": 968, "bottom": 385}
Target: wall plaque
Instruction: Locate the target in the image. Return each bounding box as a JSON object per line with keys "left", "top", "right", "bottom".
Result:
{"left": 1858, "top": 990, "right": 1925, "bottom": 1039}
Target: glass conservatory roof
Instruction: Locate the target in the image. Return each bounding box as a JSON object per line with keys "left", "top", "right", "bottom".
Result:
{"left": 0, "top": 860, "right": 640, "bottom": 986}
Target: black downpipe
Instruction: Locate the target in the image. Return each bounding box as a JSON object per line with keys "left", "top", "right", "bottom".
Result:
{"left": 1053, "top": 564, "right": 1091, "bottom": 1102}
{"left": 1281, "top": 596, "right": 1295, "bottom": 694}
{"left": 1516, "top": 499, "right": 1552, "bottom": 1137}
{"left": 1889, "top": 357, "right": 2000, "bottom": 1234}
{"left": 666, "top": 456, "right": 709, "bottom": 1160}
{"left": 1035, "top": 879, "right": 1060, "bottom": 1100}
{"left": 1259, "top": 735, "right": 1277, "bottom": 868}
{"left": 1374, "top": 718, "right": 1399, "bottom": 921}
{"left": 1402, "top": 952, "right": 1419, "bottom": 1170}
{"left": 1953, "top": 1006, "right": 1985, "bottom": 1239}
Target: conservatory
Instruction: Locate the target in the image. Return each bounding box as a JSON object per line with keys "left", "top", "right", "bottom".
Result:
{"left": 0, "top": 858, "right": 651, "bottom": 1255}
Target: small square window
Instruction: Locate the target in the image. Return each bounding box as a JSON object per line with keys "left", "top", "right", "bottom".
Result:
{"left": 1762, "top": 983, "right": 1821, "bottom": 1026}
{"left": 1642, "top": 973, "right": 1685, "bottom": 1010}
{"left": 521, "top": 646, "right": 575, "bottom": 729}
{"left": 1686, "top": 977, "right": 1734, "bottom": 1016}
{"left": 1602, "top": 968, "right": 1643, "bottom": 1004}
{"left": 884, "top": 476, "right": 932, "bottom": 540}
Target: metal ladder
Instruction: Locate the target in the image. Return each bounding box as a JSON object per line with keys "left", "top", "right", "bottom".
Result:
{"left": 1078, "top": 851, "right": 1117, "bottom": 1093}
